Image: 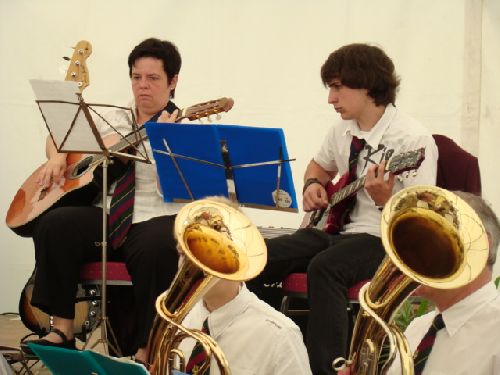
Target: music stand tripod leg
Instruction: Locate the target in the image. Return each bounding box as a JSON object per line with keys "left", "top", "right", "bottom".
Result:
{"left": 82, "top": 158, "right": 123, "bottom": 356}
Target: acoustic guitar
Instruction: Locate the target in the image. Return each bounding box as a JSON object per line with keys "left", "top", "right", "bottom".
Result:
{"left": 308, "top": 148, "right": 426, "bottom": 233}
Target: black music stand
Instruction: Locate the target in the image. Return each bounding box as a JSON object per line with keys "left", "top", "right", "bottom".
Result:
{"left": 30, "top": 79, "right": 147, "bottom": 356}
{"left": 145, "top": 122, "right": 298, "bottom": 211}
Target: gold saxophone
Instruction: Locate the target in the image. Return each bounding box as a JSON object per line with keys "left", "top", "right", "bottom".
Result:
{"left": 334, "top": 185, "right": 490, "bottom": 374}
{"left": 147, "top": 198, "right": 267, "bottom": 374}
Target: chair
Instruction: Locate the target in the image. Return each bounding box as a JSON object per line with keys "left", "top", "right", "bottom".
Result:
{"left": 280, "top": 272, "right": 370, "bottom": 334}
{"left": 79, "top": 261, "right": 133, "bottom": 355}
{"left": 80, "top": 261, "right": 132, "bottom": 286}
{"left": 432, "top": 134, "right": 481, "bottom": 195}
{"left": 280, "top": 273, "right": 369, "bottom": 330}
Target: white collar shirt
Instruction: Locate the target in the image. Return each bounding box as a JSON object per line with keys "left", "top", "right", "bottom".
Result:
{"left": 93, "top": 101, "right": 183, "bottom": 223}
{"left": 387, "top": 282, "right": 500, "bottom": 375}
{"left": 314, "top": 104, "right": 438, "bottom": 236}
{"left": 180, "top": 284, "right": 312, "bottom": 375}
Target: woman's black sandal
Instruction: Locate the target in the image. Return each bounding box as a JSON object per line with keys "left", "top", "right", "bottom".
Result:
{"left": 21, "top": 327, "right": 76, "bottom": 355}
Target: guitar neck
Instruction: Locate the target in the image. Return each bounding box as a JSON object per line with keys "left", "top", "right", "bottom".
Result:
{"left": 90, "top": 110, "right": 190, "bottom": 165}
{"left": 110, "top": 110, "right": 190, "bottom": 153}
{"left": 327, "top": 176, "right": 366, "bottom": 209}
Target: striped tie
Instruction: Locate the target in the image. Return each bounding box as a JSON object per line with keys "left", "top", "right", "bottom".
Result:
{"left": 348, "top": 136, "right": 366, "bottom": 182}
{"left": 413, "top": 313, "right": 445, "bottom": 374}
{"left": 186, "top": 318, "right": 210, "bottom": 375}
{"left": 108, "top": 160, "right": 135, "bottom": 250}
{"left": 341, "top": 135, "right": 366, "bottom": 227}
{"left": 107, "top": 101, "right": 179, "bottom": 250}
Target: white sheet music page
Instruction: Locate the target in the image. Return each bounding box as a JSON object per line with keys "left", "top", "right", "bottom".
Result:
{"left": 30, "top": 79, "right": 102, "bottom": 153}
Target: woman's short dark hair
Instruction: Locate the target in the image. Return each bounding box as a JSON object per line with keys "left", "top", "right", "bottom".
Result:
{"left": 128, "top": 38, "right": 182, "bottom": 98}
{"left": 320, "top": 43, "right": 400, "bottom": 106}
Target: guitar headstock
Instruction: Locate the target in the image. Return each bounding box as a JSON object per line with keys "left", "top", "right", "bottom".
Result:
{"left": 387, "top": 148, "right": 426, "bottom": 176}
{"left": 64, "top": 40, "right": 92, "bottom": 92}
{"left": 179, "top": 97, "right": 234, "bottom": 122}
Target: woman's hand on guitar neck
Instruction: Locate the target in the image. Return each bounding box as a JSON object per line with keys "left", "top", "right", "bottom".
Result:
{"left": 303, "top": 183, "right": 329, "bottom": 212}
{"left": 157, "top": 108, "right": 179, "bottom": 123}
{"left": 37, "top": 153, "right": 67, "bottom": 188}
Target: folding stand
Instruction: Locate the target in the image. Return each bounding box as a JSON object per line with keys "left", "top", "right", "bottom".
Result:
{"left": 30, "top": 79, "right": 149, "bottom": 356}
{"left": 145, "top": 122, "right": 298, "bottom": 211}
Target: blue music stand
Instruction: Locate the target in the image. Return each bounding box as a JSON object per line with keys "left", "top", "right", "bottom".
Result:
{"left": 145, "top": 123, "right": 298, "bottom": 212}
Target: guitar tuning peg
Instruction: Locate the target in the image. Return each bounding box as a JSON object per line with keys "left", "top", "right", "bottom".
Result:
{"left": 207, "top": 115, "right": 213, "bottom": 123}
{"left": 216, "top": 113, "right": 222, "bottom": 120}
{"left": 63, "top": 56, "right": 70, "bottom": 61}
{"left": 412, "top": 170, "right": 418, "bottom": 177}
{"left": 397, "top": 175, "right": 404, "bottom": 182}
{"left": 198, "top": 117, "right": 204, "bottom": 124}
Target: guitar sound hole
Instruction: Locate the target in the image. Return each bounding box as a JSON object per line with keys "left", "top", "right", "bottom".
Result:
{"left": 72, "top": 156, "right": 93, "bottom": 178}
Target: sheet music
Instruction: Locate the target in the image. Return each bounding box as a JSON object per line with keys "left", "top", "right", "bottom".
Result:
{"left": 30, "top": 79, "right": 103, "bottom": 152}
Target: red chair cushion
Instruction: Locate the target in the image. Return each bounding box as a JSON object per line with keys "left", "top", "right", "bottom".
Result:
{"left": 282, "top": 272, "right": 370, "bottom": 300}
{"left": 80, "top": 262, "right": 132, "bottom": 282}
{"left": 347, "top": 279, "right": 370, "bottom": 300}
{"left": 282, "top": 273, "right": 308, "bottom": 294}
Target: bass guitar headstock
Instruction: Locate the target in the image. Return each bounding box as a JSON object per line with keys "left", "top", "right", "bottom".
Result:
{"left": 64, "top": 40, "right": 92, "bottom": 92}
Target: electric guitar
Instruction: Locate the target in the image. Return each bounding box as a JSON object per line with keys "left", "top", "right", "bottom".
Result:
{"left": 308, "top": 148, "right": 426, "bottom": 233}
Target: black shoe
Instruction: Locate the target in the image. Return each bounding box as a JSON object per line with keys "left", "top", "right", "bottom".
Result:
{"left": 21, "top": 327, "right": 76, "bottom": 355}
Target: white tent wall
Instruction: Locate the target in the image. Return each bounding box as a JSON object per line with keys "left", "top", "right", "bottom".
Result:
{"left": 0, "top": 0, "right": 498, "bottom": 314}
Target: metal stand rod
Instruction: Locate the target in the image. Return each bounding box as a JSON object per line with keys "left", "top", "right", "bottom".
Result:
{"left": 84, "top": 158, "right": 122, "bottom": 356}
